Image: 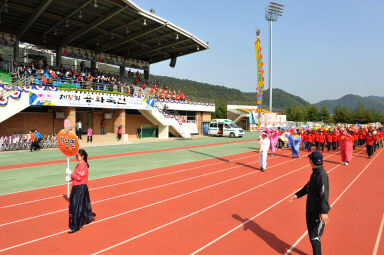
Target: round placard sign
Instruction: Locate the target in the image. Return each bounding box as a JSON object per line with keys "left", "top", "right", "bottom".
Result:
{"left": 57, "top": 129, "right": 79, "bottom": 157}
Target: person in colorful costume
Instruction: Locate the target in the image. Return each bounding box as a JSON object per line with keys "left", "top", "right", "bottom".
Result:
{"left": 338, "top": 128, "right": 353, "bottom": 165}
{"left": 267, "top": 128, "right": 279, "bottom": 155}
{"left": 286, "top": 130, "right": 302, "bottom": 158}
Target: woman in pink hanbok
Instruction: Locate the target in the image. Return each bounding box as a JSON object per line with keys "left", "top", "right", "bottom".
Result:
{"left": 266, "top": 128, "right": 279, "bottom": 155}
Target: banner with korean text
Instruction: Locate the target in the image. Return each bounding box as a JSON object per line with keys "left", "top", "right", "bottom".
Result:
{"left": 28, "top": 90, "right": 150, "bottom": 110}
{"left": 255, "top": 31, "right": 265, "bottom": 127}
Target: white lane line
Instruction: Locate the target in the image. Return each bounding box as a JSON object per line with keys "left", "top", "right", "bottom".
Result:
{"left": 0, "top": 153, "right": 301, "bottom": 253}
{"left": 190, "top": 158, "right": 345, "bottom": 255}
{"left": 190, "top": 148, "right": 364, "bottom": 254}
{"left": 0, "top": 155, "right": 263, "bottom": 227}
{"left": 0, "top": 151, "right": 293, "bottom": 227}
{"left": 284, "top": 148, "right": 382, "bottom": 255}
{"left": 91, "top": 154, "right": 338, "bottom": 254}
{"left": 0, "top": 148, "right": 259, "bottom": 197}
{"left": 0, "top": 153, "right": 259, "bottom": 209}
{"left": 372, "top": 212, "right": 384, "bottom": 255}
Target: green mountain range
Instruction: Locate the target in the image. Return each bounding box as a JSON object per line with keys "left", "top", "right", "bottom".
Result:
{"left": 150, "top": 75, "right": 309, "bottom": 111}
{"left": 315, "top": 95, "right": 384, "bottom": 114}
{"left": 151, "top": 74, "right": 384, "bottom": 113}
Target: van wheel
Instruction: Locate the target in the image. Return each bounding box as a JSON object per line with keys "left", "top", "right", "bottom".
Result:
{"left": 229, "top": 132, "right": 235, "bottom": 138}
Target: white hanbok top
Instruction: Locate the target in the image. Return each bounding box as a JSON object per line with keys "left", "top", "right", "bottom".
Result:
{"left": 259, "top": 136, "right": 270, "bottom": 153}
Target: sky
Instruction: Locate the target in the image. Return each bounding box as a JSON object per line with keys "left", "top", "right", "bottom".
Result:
{"left": 133, "top": 0, "right": 384, "bottom": 103}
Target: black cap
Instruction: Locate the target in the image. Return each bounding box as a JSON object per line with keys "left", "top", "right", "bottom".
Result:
{"left": 308, "top": 151, "right": 323, "bottom": 165}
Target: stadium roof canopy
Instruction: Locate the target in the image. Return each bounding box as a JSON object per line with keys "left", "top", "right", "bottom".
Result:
{"left": 0, "top": 0, "right": 209, "bottom": 64}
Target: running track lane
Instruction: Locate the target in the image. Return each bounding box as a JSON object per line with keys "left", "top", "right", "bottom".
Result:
{"left": 0, "top": 150, "right": 312, "bottom": 253}
{"left": 185, "top": 148, "right": 368, "bottom": 254}
{"left": 0, "top": 150, "right": 272, "bottom": 225}
{"left": 0, "top": 150, "right": 294, "bottom": 251}
{"left": 91, "top": 149, "right": 357, "bottom": 254}
{"left": 0, "top": 139, "right": 258, "bottom": 171}
{"left": 285, "top": 147, "right": 384, "bottom": 255}
{"left": 188, "top": 148, "right": 379, "bottom": 255}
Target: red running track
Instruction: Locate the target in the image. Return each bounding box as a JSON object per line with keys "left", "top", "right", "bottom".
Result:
{"left": 0, "top": 146, "right": 383, "bottom": 255}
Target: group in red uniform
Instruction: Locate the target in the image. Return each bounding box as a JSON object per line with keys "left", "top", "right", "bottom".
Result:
{"left": 278, "top": 125, "right": 383, "bottom": 165}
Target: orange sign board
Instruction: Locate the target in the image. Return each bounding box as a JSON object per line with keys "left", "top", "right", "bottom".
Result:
{"left": 57, "top": 129, "right": 79, "bottom": 157}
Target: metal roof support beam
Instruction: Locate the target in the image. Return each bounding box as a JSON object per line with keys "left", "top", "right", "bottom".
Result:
{"left": 132, "top": 38, "right": 190, "bottom": 58}
{"left": 41, "top": 0, "right": 93, "bottom": 38}
{"left": 88, "top": 17, "right": 143, "bottom": 44}
{"left": 61, "top": 6, "right": 128, "bottom": 46}
{"left": 101, "top": 25, "right": 164, "bottom": 52}
{"left": 16, "top": 0, "right": 54, "bottom": 39}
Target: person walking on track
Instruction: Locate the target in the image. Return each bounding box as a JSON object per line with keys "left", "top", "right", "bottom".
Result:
{"left": 290, "top": 151, "right": 330, "bottom": 255}
{"left": 66, "top": 149, "right": 96, "bottom": 233}
{"left": 258, "top": 131, "right": 270, "bottom": 172}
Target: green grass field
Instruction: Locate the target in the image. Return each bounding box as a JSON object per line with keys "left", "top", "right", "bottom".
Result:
{"left": 0, "top": 132, "right": 260, "bottom": 195}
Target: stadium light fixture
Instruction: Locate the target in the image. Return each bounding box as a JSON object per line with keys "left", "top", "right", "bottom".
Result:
{"left": 197, "top": 45, "right": 200, "bottom": 51}
{"left": 65, "top": 19, "right": 69, "bottom": 27}
{"left": 110, "top": 33, "right": 114, "bottom": 40}
{"left": 54, "top": 28, "right": 58, "bottom": 36}
{"left": 143, "top": 19, "right": 147, "bottom": 26}
{"left": 125, "top": 25, "right": 129, "bottom": 34}
{"left": 78, "top": 9, "right": 83, "bottom": 19}
{"left": 94, "top": 0, "right": 98, "bottom": 8}
{"left": 176, "top": 34, "right": 179, "bottom": 40}
{"left": 265, "top": 1, "right": 285, "bottom": 112}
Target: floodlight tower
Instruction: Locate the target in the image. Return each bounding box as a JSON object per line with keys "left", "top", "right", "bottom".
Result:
{"left": 265, "top": 1, "right": 284, "bottom": 112}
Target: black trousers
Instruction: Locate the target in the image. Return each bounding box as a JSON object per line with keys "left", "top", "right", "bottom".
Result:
{"left": 332, "top": 142, "right": 337, "bottom": 151}
{"left": 69, "top": 184, "right": 96, "bottom": 231}
{"left": 277, "top": 139, "right": 283, "bottom": 149}
{"left": 317, "top": 143, "right": 324, "bottom": 152}
{"left": 306, "top": 212, "right": 325, "bottom": 255}
{"left": 30, "top": 141, "right": 36, "bottom": 151}
{"left": 367, "top": 145, "right": 374, "bottom": 157}
{"left": 307, "top": 142, "right": 313, "bottom": 152}
{"left": 35, "top": 138, "right": 41, "bottom": 150}
{"left": 326, "top": 142, "right": 332, "bottom": 152}
{"left": 76, "top": 128, "right": 82, "bottom": 139}
{"left": 87, "top": 136, "right": 92, "bottom": 143}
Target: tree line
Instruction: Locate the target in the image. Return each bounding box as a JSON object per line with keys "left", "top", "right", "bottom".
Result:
{"left": 284, "top": 103, "right": 384, "bottom": 124}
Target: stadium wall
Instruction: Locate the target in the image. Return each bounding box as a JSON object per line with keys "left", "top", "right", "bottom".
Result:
{"left": 0, "top": 106, "right": 212, "bottom": 138}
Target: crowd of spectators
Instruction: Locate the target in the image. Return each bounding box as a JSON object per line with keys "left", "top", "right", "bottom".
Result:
{"left": 6, "top": 61, "right": 186, "bottom": 101}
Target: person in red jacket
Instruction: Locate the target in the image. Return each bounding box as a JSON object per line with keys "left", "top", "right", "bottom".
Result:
{"left": 331, "top": 129, "right": 338, "bottom": 151}
{"left": 380, "top": 129, "right": 384, "bottom": 148}
{"left": 307, "top": 131, "right": 314, "bottom": 152}
{"left": 302, "top": 131, "right": 308, "bottom": 150}
{"left": 317, "top": 130, "right": 326, "bottom": 152}
{"left": 352, "top": 130, "right": 358, "bottom": 150}
{"left": 325, "top": 130, "right": 333, "bottom": 152}
{"left": 66, "top": 149, "right": 96, "bottom": 233}
{"left": 365, "top": 131, "right": 375, "bottom": 158}
{"left": 373, "top": 131, "right": 379, "bottom": 153}
{"left": 358, "top": 129, "right": 366, "bottom": 146}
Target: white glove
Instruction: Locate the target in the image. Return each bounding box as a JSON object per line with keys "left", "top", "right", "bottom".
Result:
{"left": 66, "top": 175, "right": 72, "bottom": 182}
{"left": 66, "top": 168, "right": 72, "bottom": 175}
